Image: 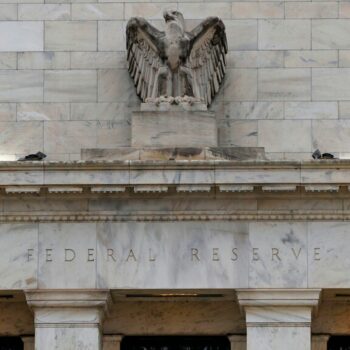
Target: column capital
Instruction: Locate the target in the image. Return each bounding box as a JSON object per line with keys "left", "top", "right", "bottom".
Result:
{"left": 103, "top": 335, "right": 124, "bottom": 350}
{"left": 236, "top": 289, "right": 321, "bottom": 308}
{"left": 227, "top": 335, "right": 246, "bottom": 350}
{"left": 228, "top": 335, "right": 246, "bottom": 342}
{"left": 103, "top": 335, "right": 123, "bottom": 342}
{"left": 313, "top": 335, "right": 330, "bottom": 343}
{"left": 25, "top": 290, "right": 112, "bottom": 311}
{"left": 236, "top": 289, "right": 321, "bottom": 328}
{"left": 25, "top": 290, "right": 112, "bottom": 328}
{"left": 21, "top": 336, "right": 34, "bottom": 350}
{"left": 312, "top": 335, "right": 330, "bottom": 350}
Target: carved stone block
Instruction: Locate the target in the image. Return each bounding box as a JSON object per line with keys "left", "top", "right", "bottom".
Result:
{"left": 131, "top": 110, "right": 218, "bottom": 148}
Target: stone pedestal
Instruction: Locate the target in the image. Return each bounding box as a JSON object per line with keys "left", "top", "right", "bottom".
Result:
{"left": 312, "top": 335, "right": 330, "bottom": 350}
{"left": 228, "top": 335, "right": 246, "bottom": 350}
{"left": 25, "top": 291, "right": 111, "bottom": 350}
{"left": 237, "top": 290, "right": 321, "bottom": 350}
{"left": 131, "top": 110, "right": 217, "bottom": 148}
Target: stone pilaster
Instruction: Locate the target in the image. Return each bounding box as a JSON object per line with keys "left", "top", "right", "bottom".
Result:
{"left": 25, "top": 290, "right": 111, "bottom": 350}
{"left": 21, "top": 336, "right": 34, "bottom": 350}
{"left": 228, "top": 335, "right": 246, "bottom": 350}
{"left": 236, "top": 289, "right": 321, "bottom": 350}
{"left": 103, "top": 335, "right": 123, "bottom": 350}
{"left": 312, "top": 335, "right": 330, "bottom": 350}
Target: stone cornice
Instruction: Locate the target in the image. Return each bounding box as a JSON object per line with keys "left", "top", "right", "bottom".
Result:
{"left": 0, "top": 160, "right": 349, "bottom": 222}
{"left": 1, "top": 159, "right": 350, "bottom": 170}
{"left": 0, "top": 160, "right": 349, "bottom": 190}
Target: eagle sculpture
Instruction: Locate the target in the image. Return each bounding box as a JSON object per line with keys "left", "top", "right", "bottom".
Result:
{"left": 126, "top": 11, "right": 228, "bottom": 107}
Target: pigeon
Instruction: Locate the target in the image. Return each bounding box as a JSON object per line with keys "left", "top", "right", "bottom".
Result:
{"left": 18, "top": 152, "right": 47, "bottom": 161}
{"left": 312, "top": 149, "right": 322, "bottom": 159}
{"left": 312, "top": 149, "right": 335, "bottom": 160}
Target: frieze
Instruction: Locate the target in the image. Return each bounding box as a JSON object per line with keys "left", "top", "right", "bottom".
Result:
{"left": 0, "top": 221, "right": 348, "bottom": 289}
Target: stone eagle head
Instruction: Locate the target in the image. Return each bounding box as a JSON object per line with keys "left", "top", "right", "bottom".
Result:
{"left": 163, "top": 10, "right": 185, "bottom": 30}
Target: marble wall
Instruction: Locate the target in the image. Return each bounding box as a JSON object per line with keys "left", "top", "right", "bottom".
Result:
{"left": 0, "top": 1, "right": 349, "bottom": 160}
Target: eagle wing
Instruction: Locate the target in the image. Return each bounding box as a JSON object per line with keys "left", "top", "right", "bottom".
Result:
{"left": 188, "top": 17, "right": 228, "bottom": 106}
{"left": 126, "top": 18, "right": 164, "bottom": 102}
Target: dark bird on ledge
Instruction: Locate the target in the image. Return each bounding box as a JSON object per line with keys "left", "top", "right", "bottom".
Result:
{"left": 18, "top": 152, "right": 47, "bottom": 161}
{"left": 312, "top": 149, "right": 335, "bottom": 160}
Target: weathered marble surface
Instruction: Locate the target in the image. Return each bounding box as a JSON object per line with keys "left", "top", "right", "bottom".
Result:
{"left": 38, "top": 223, "right": 97, "bottom": 289}
{"left": 247, "top": 326, "right": 310, "bottom": 350}
{"left": 82, "top": 147, "right": 266, "bottom": 161}
{"left": 26, "top": 291, "right": 110, "bottom": 350}
{"left": 2, "top": 221, "right": 350, "bottom": 289}
{"left": 131, "top": 111, "right": 218, "bottom": 148}
{"left": 0, "top": 224, "right": 37, "bottom": 289}
{"left": 97, "top": 222, "right": 249, "bottom": 289}
{"left": 0, "top": 22, "right": 43, "bottom": 52}
{"left": 248, "top": 222, "right": 308, "bottom": 288}
{"left": 238, "top": 290, "right": 320, "bottom": 350}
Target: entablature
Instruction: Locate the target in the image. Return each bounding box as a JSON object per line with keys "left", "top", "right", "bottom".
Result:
{"left": 0, "top": 160, "right": 349, "bottom": 222}
{"left": 0, "top": 159, "right": 349, "bottom": 194}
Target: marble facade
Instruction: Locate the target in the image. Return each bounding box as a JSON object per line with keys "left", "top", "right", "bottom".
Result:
{"left": 2, "top": 0, "right": 350, "bottom": 349}
{"left": 0, "top": 160, "right": 347, "bottom": 348}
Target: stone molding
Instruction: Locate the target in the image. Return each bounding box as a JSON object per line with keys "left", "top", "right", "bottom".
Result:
{"left": 236, "top": 289, "right": 321, "bottom": 307}
{"left": 0, "top": 160, "right": 350, "bottom": 222}
{"left": 26, "top": 290, "right": 112, "bottom": 308}
{"left": 0, "top": 160, "right": 350, "bottom": 193}
{"left": 0, "top": 210, "right": 350, "bottom": 223}
{"left": 236, "top": 289, "right": 321, "bottom": 326}
{"left": 25, "top": 290, "right": 112, "bottom": 328}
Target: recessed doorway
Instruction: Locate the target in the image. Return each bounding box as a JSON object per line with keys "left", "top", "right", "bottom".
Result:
{"left": 0, "top": 337, "right": 23, "bottom": 350}
{"left": 121, "top": 336, "right": 230, "bottom": 350}
{"left": 328, "top": 336, "right": 350, "bottom": 350}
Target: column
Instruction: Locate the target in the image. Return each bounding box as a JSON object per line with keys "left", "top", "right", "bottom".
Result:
{"left": 312, "top": 335, "right": 330, "bottom": 350}
{"left": 26, "top": 290, "right": 111, "bottom": 350}
{"left": 21, "top": 336, "right": 34, "bottom": 350}
{"left": 103, "top": 335, "right": 123, "bottom": 350}
{"left": 228, "top": 335, "right": 246, "bottom": 350}
{"left": 236, "top": 289, "right": 321, "bottom": 350}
